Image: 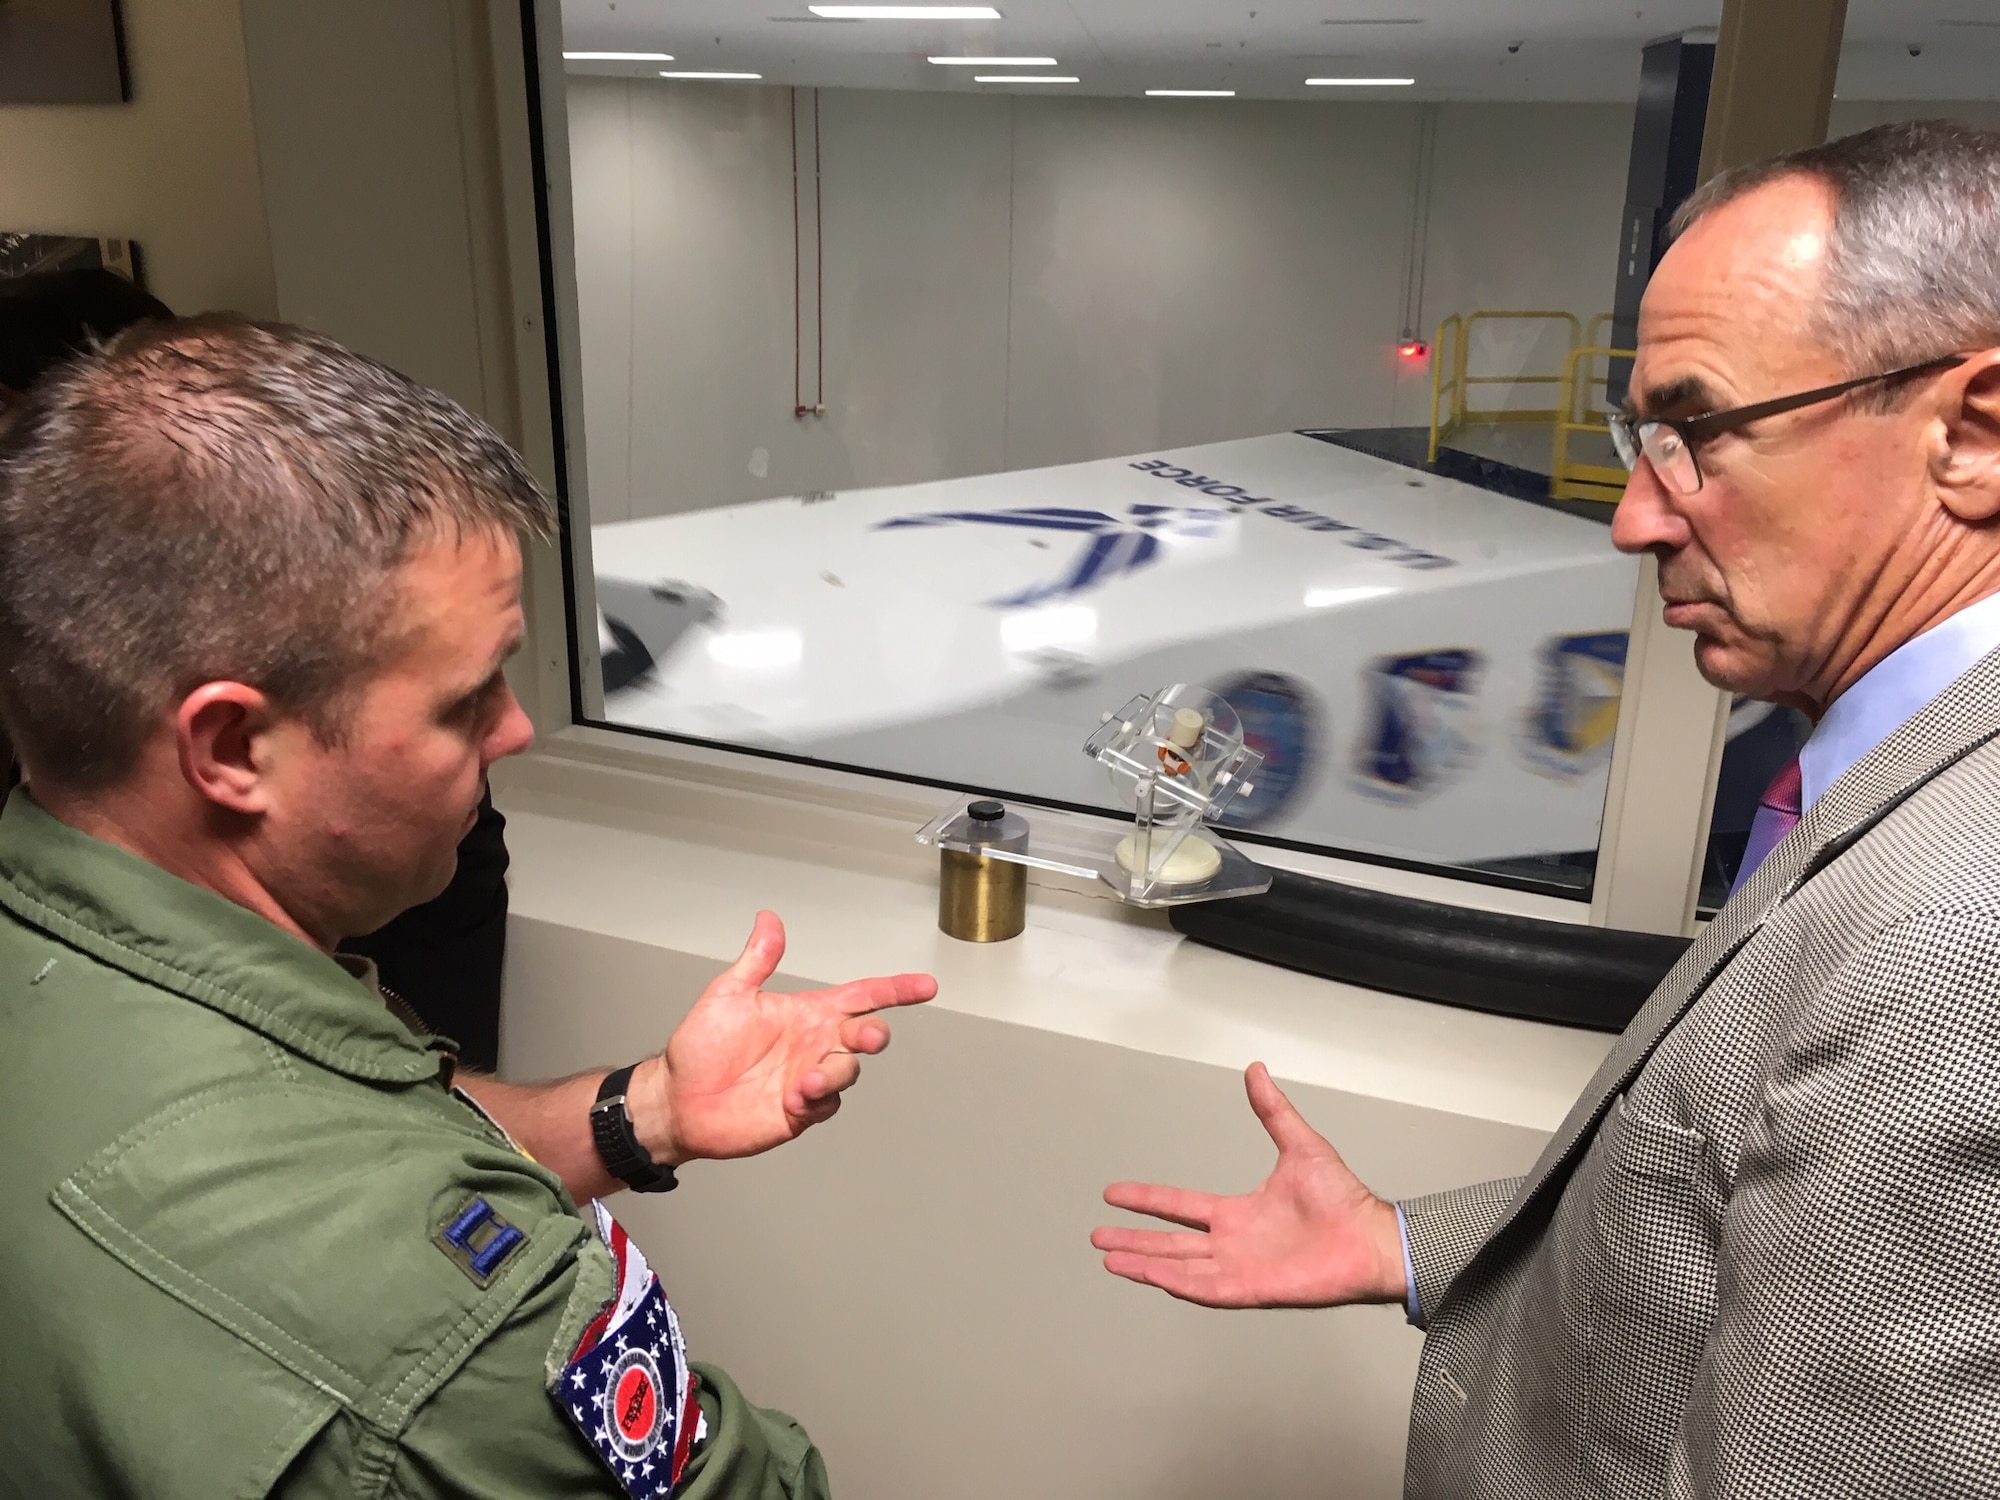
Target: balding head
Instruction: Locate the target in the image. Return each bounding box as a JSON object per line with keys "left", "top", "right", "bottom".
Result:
{"left": 1673, "top": 120, "right": 2000, "bottom": 389}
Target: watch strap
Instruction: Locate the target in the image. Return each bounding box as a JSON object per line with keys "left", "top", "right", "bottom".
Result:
{"left": 590, "top": 1064, "right": 679, "bottom": 1193}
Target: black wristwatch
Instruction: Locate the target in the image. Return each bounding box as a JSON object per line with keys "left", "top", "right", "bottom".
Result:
{"left": 590, "top": 1064, "right": 679, "bottom": 1193}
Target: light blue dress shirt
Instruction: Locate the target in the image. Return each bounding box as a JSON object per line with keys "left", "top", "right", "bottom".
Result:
{"left": 1397, "top": 589, "right": 2000, "bottom": 1327}
{"left": 1798, "top": 588, "right": 2000, "bottom": 812}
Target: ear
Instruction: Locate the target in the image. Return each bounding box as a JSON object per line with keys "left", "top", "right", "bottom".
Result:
{"left": 175, "top": 682, "right": 283, "bottom": 815}
{"left": 1935, "top": 351, "right": 2000, "bottom": 524}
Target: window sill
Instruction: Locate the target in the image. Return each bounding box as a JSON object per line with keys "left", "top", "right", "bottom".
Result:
{"left": 492, "top": 729, "right": 1613, "bottom": 1134}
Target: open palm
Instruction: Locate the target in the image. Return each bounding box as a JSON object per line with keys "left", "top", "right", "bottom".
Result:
{"left": 1091, "top": 1063, "right": 1407, "bottom": 1309}
{"left": 659, "top": 910, "right": 936, "bottom": 1161}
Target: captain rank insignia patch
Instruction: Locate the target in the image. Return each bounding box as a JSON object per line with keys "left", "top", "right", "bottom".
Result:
{"left": 552, "top": 1202, "right": 706, "bottom": 1497}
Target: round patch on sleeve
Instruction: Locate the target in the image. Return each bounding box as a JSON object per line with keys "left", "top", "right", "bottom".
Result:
{"left": 608, "top": 1347, "right": 666, "bottom": 1461}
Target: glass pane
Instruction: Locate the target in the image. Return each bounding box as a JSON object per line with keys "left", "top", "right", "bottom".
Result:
{"left": 1696, "top": 7, "right": 2000, "bottom": 910}
{"left": 549, "top": 4, "right": 1728, "bottom": 899}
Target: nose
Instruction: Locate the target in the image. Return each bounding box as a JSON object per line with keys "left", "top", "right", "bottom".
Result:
{"left": 1609, "top": 458, "right": 1690, "bottom": 556}
{"left": 484, "top": 684, "right": 537, "bottom": 766}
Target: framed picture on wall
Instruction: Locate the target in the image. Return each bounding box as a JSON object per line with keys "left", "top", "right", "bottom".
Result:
{"left": 0, "top": 232, "right": 141, "bottom": 284}
{"left": 0, "top": 0, "right": 129, "bottom": 104}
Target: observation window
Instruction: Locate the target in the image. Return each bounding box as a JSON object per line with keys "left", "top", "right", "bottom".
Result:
{"left": 532, "top": 1, "right": 1748, "bottom": 906}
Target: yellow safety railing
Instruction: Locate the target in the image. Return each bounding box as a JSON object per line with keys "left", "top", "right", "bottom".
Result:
{"left": 1551, "top": 342, "right": 1637, "bottom": 504}
{"left": 1427, "top": 310, "right": 1584, "bottom": 463}
{"left": 1428, "top": 313, "right": 1463, "bottom": 463}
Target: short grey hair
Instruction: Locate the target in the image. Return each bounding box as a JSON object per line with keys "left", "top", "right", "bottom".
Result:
{"left": 1670, "top": 120, "right": 2000, "bottom": 397}
{"left": 0, "top": 315, "right": 557, "bottom": 789}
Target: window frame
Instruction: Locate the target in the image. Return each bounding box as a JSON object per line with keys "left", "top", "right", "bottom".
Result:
{"left": 495, "top": 0, "right": 1849, "bottom": 940}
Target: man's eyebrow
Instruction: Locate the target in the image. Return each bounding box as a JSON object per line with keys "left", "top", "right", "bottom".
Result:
{"left": 456, "top": 633, "right": 525, "bottom": 701}
{"left": 1629, "top": 374, "right": 1719, "bottom": 419}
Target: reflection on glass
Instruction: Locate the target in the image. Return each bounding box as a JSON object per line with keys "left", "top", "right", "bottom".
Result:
{"left": 554, "top": 4, "right": 1738, "bottom": 896}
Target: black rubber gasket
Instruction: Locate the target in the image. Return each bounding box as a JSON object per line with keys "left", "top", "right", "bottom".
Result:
{"left": 1169, "top": 865, "right": 1690, "bottom": 1033}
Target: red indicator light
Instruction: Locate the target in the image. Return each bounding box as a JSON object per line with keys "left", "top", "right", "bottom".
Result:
{"left": 1398, "top": 339, "right": 1429, "bottom": 360}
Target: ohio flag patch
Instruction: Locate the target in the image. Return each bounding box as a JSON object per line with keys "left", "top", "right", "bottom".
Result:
{"left": 552, "top": 1202, "right": 706, "bottom": 1497}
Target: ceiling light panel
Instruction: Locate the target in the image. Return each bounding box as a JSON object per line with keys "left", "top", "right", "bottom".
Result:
{"left": 974, "top": 74, "right": 1079, "bottom": 82}
{"left": 929, "top": 56, "right": 1057, "bottom": 65}
{"left": 1305, "top": 77, "right": 1416, "bottom": 85}
{"left": 1145, "top": 89, "right": 1234, "bottom": 97}
{"left": 808, "top": 5, "right": 1003, "bottom": 17}
{"left": 564, "top": 51, "right": 675, "bottom": 61}
{"left": 659, "top": 71, "right": 765, "bottom": 79}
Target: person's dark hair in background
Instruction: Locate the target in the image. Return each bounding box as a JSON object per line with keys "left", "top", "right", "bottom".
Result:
{"left": 0, "top": 269, "right": 171, "bottom": 405}
{"left": 0, "top": 273, "right": 510, "bottom": 1067}
{"left": 0, "top": 269, "right": 173, "bottom": 797}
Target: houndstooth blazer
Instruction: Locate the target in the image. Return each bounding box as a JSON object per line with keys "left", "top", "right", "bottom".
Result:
{"left": 1399, "top": 643, "right": 2000, "bottom": 1499}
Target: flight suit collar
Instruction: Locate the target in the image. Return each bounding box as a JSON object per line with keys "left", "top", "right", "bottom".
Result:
{"left": 0, "top": 787, "right": 444, "bottom": 1085}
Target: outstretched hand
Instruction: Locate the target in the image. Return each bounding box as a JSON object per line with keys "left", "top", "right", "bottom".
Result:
{"left": 1090, "top": 1063, "right": 1407, "bottom": 1309}
{"left": 637, "top": 911, "right": 936, "bottom": 1164}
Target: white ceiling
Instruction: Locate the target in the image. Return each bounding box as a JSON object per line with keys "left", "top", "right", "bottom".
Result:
{"left": 558, "top": 1, "right": 2000, "bottom": 102}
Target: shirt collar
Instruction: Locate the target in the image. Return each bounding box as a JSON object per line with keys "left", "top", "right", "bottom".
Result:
{"left": 1799, "top": 589, "right": 2000, "bottom": 812}
{"left": 0, "top": 788, "right": 445, "bottom": 1085}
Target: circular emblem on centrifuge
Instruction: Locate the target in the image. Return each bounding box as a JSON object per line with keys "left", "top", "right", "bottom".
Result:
{"left": 1208, "top": 671, "right": 1320, "bottom": 829}
{"left": 604, "top": 1346, "right": 667, "bottom": 1462}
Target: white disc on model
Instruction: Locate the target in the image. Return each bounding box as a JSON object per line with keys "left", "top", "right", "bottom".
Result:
{"left": 1114, "top": 832, "right": 1223, "bottom": 885}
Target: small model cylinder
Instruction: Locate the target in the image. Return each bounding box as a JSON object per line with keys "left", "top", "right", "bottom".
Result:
{"left": 938, "top": 799, "right": 1028, "bottom": 942}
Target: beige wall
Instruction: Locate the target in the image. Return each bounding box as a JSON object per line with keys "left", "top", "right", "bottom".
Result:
{"left": 504, "top": 914, "right": 1553, "bottom": 1500}
{"left": 0, "top": 0, "right": 275, "bottom": 318}
{"left": 564, "top": 82, "right": 1637, "bottom": 523}
{"left": 238, "top": 0, "right": 525, "bottom": 428}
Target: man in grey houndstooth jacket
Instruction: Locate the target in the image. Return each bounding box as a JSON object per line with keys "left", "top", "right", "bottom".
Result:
{"left": 1094, "top": 119, "right": 2000, "bottom": 1498}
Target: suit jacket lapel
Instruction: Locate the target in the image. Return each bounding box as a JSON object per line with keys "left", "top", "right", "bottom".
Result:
{"left": 1454, "top": 643, "right": 2000, "bottom": 1287}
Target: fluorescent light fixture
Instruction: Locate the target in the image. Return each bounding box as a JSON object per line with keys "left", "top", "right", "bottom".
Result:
{"left": 929, "top": 55, "right": 1056, "bottom": 65}
{"left": 1305, "top": 77, "right": 1416, "bottom": 86}
{"left": 809, "top": 5, "right": 1003, "bottom": 17}
{"left": 659, "top": 70, "right": 764, "bottom": 79}
{"left": 707, "top": 628, "right": 804, "bottom": 671}
{"left": 1304, "top": 584, "right": 1393, "bottom": 610}
{"left": 974, "top": 74, "right": 1079, "bottom": 83}
{"left": 1146, "top": 89, "right": 1234, "bottom": 97}
{"left": 564, "top": 51, "right": 674, "bottom": 61}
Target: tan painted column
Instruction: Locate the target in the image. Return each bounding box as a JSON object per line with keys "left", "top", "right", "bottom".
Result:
{"left": 1591, "top": 0, "right": 1848, "bottom": 936}
{"left": 1700, "top": 0, "right": 1850, "bottom": 177}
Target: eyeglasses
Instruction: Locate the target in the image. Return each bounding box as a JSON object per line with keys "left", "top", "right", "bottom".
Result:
{"left": 1608, "top": 353, "right": 1969, "bottom": 496}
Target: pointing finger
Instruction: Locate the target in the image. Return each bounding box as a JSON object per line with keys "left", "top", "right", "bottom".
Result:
{"left": 831, "top": 972, "right": 937, "bottom": 1017}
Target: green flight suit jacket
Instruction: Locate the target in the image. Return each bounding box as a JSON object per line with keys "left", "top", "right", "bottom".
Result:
{"left": 0, "top": 790, "right": 830, "bottom": 1500}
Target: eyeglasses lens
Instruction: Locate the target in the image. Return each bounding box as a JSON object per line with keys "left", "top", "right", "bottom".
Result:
{"left": 1610, "top": 416, "right": 1639, "bottom": 471}
{"left": 1641, "top": 424, "right": 1701, "bottom": 494}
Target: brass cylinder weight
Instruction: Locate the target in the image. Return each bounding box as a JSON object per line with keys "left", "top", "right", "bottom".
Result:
{"left": 937, "top": 800, "right": 1028, "bottom": 942}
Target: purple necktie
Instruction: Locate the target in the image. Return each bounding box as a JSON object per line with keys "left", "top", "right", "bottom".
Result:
{"left": 1729, "top": 755, "right": 1803, "bottom": 897}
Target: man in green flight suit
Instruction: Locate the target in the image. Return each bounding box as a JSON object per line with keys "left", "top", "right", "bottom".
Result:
{"left": 0, "top": 316, "right": 937, "bottom": 1499}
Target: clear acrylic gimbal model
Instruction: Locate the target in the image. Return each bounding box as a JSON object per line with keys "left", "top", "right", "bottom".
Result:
{"left": 915, "top": 683, "right": 1273, "bottom": 909}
